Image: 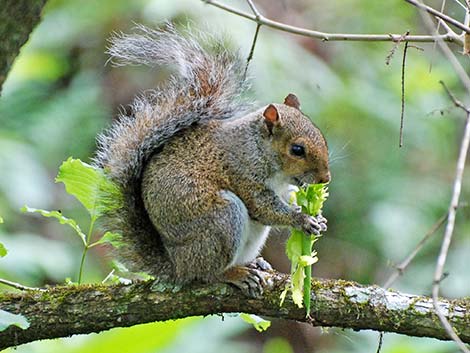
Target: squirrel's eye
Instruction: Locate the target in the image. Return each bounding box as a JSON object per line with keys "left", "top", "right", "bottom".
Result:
{"left": 290, "top": 144, "right": 305, "bottom": 157}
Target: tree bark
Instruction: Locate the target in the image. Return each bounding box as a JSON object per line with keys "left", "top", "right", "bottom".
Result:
{"left": 0, "top": 0, "right": 48, "bottom": 95}
{"left": 0, "top": 272, "right": 469, "bottom": 349}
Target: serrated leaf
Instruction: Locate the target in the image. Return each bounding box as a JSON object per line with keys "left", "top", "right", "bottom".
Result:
{"left": 0, "top": 310, "right": 30, "bottom": 331}
{"left": 279, "top": 287, "right": 288, "bottom": 306}
{"left": 291, "top": 267, "right": 305, "bottom": 308}
{"left": 240, "top": 313, "right": 271, "bottom": 332}
{"left": 55, "top": 158, "right": 122, "bottom": 220}
{"left": 0, "top": 243, "right": 7, "bottom": 258}
{"left": 286, "top": 229, "right": 303, "bottom": 261}
{"left": 21, "top": 206, "right": 86, "bottom": 245}
{"left": 295, "top": 192, "right": 308, "bottom": 209}
{"left": 299, "top": 255, "right": 318, "bottom": 266}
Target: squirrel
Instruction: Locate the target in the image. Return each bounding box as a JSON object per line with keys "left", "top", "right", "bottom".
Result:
{"left": 94, "top": 24, "right": 330, "bottom": 297}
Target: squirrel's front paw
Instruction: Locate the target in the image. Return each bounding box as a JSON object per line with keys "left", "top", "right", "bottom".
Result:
{"left": 223, "top": 266, "right": 272, "bottom": 298}
{"left": 294, "top": 213, "right": 327, "bottom": 235}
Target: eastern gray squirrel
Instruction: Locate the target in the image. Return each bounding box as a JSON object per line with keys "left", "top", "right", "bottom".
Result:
{"left": 95, "top": 24, "right": 330, "bottom": 297}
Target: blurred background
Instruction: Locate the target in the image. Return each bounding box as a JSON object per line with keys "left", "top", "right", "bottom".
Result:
{"left": 1, "top": 0, "right": 469, "bottom": 352}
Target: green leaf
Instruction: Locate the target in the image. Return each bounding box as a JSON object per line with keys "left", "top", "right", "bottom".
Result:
{"left": 239, "top": 313, "right": 271, "bottom": 332}
{"left": 0, "top": 243, "right": 7, "bottom": 258}
{"left": 90, "top": 231, "right": 123, "bottom": 248}
{"left": 299, "top": 255, "right": 318, "bottom": 266}
{"left": 279, "top": 287, "right": 288, "bottom": 306}
{"left": 291, "top": 266, "right": 305, "bottom": 308}
{"left": 285, "top": 229, "right": 303, "bottom": 277}
{"left": 295, "top": 191, "right": 308, "bottom": 209}
{"left": 286, "top": 229, "right": 303, "bottom": 261}
{"left": 55, "top": 157, "right": 123, "bottom": 220}
{"left": 0, "top": 310, "right": 30, "bottom": 331}
{"left": 0, "top": 216, "right": 3, "bottom": 224}
{"left": 21, "top": 206, "right": 86, "bottom": 245}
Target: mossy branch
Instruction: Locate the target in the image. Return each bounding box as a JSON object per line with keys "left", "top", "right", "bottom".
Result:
{"left": 0, "top": 0, "right": 48, "bottom": 95}
{"left": 1, "top": 272, "right": 470, "bottom": 349}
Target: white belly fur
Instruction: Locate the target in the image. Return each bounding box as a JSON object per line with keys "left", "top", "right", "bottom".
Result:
{"left": 221, "top": 190, "right": 270, "bottom": 268}
{"left": 232, "top": 220, "right": 271, "bottom": 266}
{"left": 221, "top": 172, "right": 295, "bottom": 269}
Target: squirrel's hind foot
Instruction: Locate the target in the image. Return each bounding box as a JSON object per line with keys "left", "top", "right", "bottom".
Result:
{"left": 223, "top": 265, "right": 273, "bottom": 298}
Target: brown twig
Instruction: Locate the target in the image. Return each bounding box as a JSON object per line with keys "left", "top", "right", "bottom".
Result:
{"left": 412, "top": 2, "right": 470, "bottom": 99}
{"left": 440, "top": 81, "right": 470, "bottom": 112}
{"left": 411, "top": 2, "right": 470, "bottom": 351}
{"left": 202, "top": 0, "right": 462, "bottom": 44}
{"left": 383, "top": 213, "right": 447, "bottom": 288}
{"left": 432, "top": 108, "right": 470, "bottom": 353}
{"left": 376, "top": 332, "right": 384, "bottom": 353}
{"left": 385, "top": 31, "right": 410, "bottom": 65}
{"left": 429, "top": 0, "right": 448, "bottom": 72}
{"left": 400, "top": 37, "right": 410, "bottom": 147}
{"left": 244, "top": 0, "right": 262, "bottom": 79}
{"left": 0, "top": 278, "right": 45, "bottom": 292}
{"left": 405, "top": 0, "right": 470, "bottom": 34}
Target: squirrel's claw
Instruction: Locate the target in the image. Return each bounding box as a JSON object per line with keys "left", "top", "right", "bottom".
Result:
{"left": 295, "top": 212, "right": 328, "bottom": 235}
{"left": 247, "top": 256, "right": 273, "bottom": 271}
{"left": 298, "top": 214, "right": 321, "bottom": 235}
{"left": 223, "top": 266, "right": 272, "bottom": 299}
{"left": 315, "top": 214, "right": 328, "bottom": 232}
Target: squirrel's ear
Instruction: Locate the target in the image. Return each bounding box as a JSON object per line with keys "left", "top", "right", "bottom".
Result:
{"left": 284, "top": 93, "right": 301, "bottom": 109}
{"left": 263, "top": 104, "right": 279, "bottom": 134}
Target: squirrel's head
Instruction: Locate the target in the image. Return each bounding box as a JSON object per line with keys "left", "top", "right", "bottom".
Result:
{"left": 263, "top": 94, "right": 330, "bottom": 186}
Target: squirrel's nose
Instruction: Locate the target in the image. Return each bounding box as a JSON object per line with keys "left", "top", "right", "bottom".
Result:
{"left": 317, "top": 171, "right": 331, "bottom": 184}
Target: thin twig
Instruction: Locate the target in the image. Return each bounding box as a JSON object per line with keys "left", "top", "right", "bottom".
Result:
{"left": 0, "top": 278, "right": 45, "bottom": 291}
{"left": 245, "top": 23, "right": 261, "bottom": 79}
{"left": 411, "top": 0, "right": 470, "bottom": 98}
{"left": 405, "top": 0, "right": 470, "bottom": 34}
{"left": 411, "top": 2, "right": 470, "bottom": 351}
{"left": 383, "top": 213, "right": 447, "bottom": 288}
{"left": 376, "top": 332, "right": 384, "bottom": 353}
{"left": 437, "top": 17, "right": 456, "bottom": 36}
{"left": 243, "top": 0, "right": 262, "bottom": 78}
{"left": 429, "top": 0, "right": 448, "bottom": 72}
{"left": 385, "top": 31, "right": 409, "bottom": 65}
{"left": 400, "top": 36, "right": 410, "bottom": 147}
{"left": 432, "top": 109, "right": 470, "bottom": 353}
{"left": 246, "top": 0, "right": 261, "bottom": 18}
{"left": 440, "top": 81, "right": 470, "bottom": 112}
{"left": 464, "top": 0, "right": 470, "bottom": 53}
{"left": 452, "top": 0, "right": 468, "bottom": 10}
{"left": 101, "top": 269, "right": 115, "bottom": 284}
{"left": 202, "top": 0, "right": 462, "bottom": 44}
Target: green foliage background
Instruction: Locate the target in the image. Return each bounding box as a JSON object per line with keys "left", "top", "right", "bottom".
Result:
{"left": 0, "top": 0, "right": 469, "bottom": 352}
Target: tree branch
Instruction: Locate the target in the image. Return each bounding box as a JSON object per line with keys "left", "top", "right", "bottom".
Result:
{"left": 405, "top": 0, "right": 470, "bottom": 34}
{"left": 0, "top": 0, "right": 48, "bottom": 95}
{"left": 202, "top": 0, "right": 463, "bottom": 44}
{"left": 1, "top": 272, "right": 470, "bottom": 349}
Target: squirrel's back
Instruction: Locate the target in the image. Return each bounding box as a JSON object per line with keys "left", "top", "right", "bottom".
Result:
{"left": 94, "top": 24, "right": 252, "bottom": 274}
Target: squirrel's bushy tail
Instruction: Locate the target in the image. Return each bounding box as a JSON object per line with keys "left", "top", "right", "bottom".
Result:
{"left": 94, "top": 24, "right": 251, "bottom": 274}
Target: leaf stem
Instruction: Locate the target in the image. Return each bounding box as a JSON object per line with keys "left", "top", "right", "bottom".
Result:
{"left": 77, "top": 217, "right": 96, "bottom": 284}
{"left": 302, "top": 234, "right": 312, "bottom": 317}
